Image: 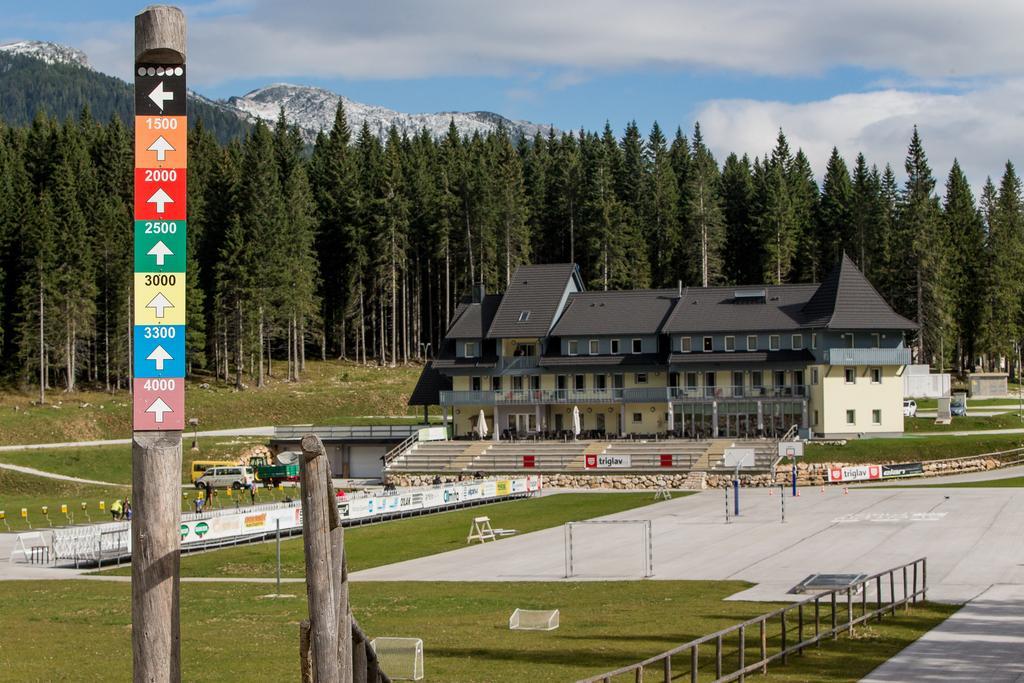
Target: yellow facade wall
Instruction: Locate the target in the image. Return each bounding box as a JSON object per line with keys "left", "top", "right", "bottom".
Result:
{"left": 819, "top": 365, "right": 903, "bottom": 435}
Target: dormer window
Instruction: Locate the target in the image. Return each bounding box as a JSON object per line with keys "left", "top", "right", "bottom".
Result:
{"left": 611, "top": 339, "right": 620, "bottom": 354}
{"left": 518, "top": 311, "right": 530, "bottom": 322}
{"left": 568, "top": 340, "right": 579, "bottom": 356}
{"left": 463, "top": 341, "right": 478, "bottom": 358}
{"left": 680, "top": 337, "right": 691, "bottom": 353}
{"left": 589, "top": 339, "right": 599, "bottom": 355}
{"left": 632, "top": 338, "right": 643, "bottom": 354}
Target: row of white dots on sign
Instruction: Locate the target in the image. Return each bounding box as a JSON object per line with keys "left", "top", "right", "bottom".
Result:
{"left": 138, "top": 66, "right": 184, "bottom": 77}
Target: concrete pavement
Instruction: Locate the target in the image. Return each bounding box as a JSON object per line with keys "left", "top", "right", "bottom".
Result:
{"left": 350, "top": 485, "right": 1024, "bottom": 605}
{"left": 861, "top": 584, "right": 1024, "bottom": 682}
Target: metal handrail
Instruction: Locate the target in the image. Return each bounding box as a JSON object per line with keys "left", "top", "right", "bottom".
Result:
{"left": 382, "top": 432, "right": 421, "bottom": 467}
{"left": 577, "top": 557, "right": 927, "bottom": 683}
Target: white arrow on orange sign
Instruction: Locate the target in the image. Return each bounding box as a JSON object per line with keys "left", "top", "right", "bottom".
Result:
{"left": 147, "top": 188, "right": 174, "bottom": 214}
{"left": 147, "top": 135, "right": 175, "bottom": 162}
{"left": 146, "top": 345, "right": 173, "bottom": 371}
{"left": 146, "top": 397, "right": 173, "bottom": 423}
{"left": 146, "top": 292, "right": 174, "bottom": 318}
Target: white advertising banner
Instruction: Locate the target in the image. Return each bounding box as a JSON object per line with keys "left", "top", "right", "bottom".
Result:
{"left": 585, "top": 454, "right": 631, "bottom": 468}
{"left": 827, "top": 465, "right": 882, "bottom": 483}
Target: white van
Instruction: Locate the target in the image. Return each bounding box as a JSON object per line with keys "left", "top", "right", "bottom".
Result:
{"left": 195, "top": 466, "right": 255, "bottom": 491}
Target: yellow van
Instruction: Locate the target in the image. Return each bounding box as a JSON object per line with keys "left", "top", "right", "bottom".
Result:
{"left": 190, "top": 460, "right": 237, "bottom": 483}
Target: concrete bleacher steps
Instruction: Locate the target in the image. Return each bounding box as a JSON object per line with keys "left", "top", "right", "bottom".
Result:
{"left": 386, "top": 438, "right": 780, "bottom": 474}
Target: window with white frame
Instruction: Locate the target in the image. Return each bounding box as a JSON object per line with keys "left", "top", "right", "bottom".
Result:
{"left": 725, "top": 336, "right": 735, "bottom": 351}
{"left": 872, "top": 409, "right": 881, "bottom": 425}
{"left": 811, "top": 367, "right": 819, "bottom": 385}
{"left": 491, "top": 376, "right": 501, "bottom": 391}
{"left": 792, "top": 334, "right": 803, "bottom": 349}
{"left": 471, "top": 376, "right": 482, "bottom": 391}
{"left": 568, "top": 340, "right": 578, "bottom": 356}
{"left": 872, "top": 333, "right": 880, "bottom": 348}
{"left": 632, "top": 338, "right": 643, "bottom": 354}
{"left": 574, "top": 374, "right": 585, "bottom": 391}
{"left": 845, "top": 368, "right": 856, "bottom": 384}
{"left": 589, "top": 339, "right": 599, "bottom": 355}
{"left": 463, "top": 341, "right": 477, "bottom": 357}
{"left": 846, "top": 409, "right": 856, "bottom": 425}
{"left": 681, "top": 336, "right": 691, "bottom": 353}
{"left": 632, "top": 412, "right": 643, "bottom": 423}
{"left": 769, "top": 335, "right": 780, "bottom": 351}
{"left": 703, "top": 336, "right": 713, "bottom": 352}
{"left": 611, "top": 339, "right": 620, "bottom": 354}
{"left": 811, "top": 333, "right": 817, "bottom": 349}
{"left": 747, "top": 335, "right": 757, "bottom": 351}
{"left": 518, "top": 310, "right": 530, "bottom": 322}
{"left": 871, "top": 367, "right": 882, "bottom": 384}
{"left": 635, "top": 372, "right": 648, "bottom": 384}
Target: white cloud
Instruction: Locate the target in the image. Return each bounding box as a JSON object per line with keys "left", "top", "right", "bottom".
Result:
{"left": 695, "top": 82, "right": 1024, "bottom": 193}
{"left": 71, "top": 0, "right": 1024, "bottom": 86}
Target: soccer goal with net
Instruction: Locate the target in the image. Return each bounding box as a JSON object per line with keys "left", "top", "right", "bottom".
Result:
{"left": 564, "top": 519, "right": 654, "bottom": 579}
{"left": 509, "top": 608, "right": 560, "bottom": 631}
{"left": 370, "top": 637, "right": 424, "bottom": 681}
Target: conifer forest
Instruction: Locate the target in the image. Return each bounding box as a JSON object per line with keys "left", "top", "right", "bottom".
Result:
{"left": 0, "top": 103, "right": 1019, "bottom": 396}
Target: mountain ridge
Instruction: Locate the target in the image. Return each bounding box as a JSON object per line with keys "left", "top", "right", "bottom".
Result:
{"left": 0, "top": 40, "right": 556, "bottom": 142}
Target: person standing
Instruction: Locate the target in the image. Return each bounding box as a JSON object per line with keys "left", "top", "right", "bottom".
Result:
{"left": 249, "top": 481, "right": 257, "bottom": 505}
{"left": 111, "top": 499, "right": 123, "bottom": 521}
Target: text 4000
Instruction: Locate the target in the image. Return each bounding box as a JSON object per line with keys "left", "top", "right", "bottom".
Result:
{"left": 143, "top": 378, "right": 177, "bottom": 392}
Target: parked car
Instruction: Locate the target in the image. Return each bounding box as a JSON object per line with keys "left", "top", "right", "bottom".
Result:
{"left": 951, "top": 400, "right": 967, "bottom": 417}
{"left": 903, "top": 399, "right": 917, "bottom": 417}
{"left": 195, "top": 466, "right": 255, "bottom": 491}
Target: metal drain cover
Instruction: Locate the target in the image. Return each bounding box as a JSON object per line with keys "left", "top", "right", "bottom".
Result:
{"left": 790, "top": 573, "right": 867, "bottom": 594}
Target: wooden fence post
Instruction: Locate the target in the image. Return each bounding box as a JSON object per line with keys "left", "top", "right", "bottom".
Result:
{"left": 300, "top": 434, "right": 341, "bottom": 683}
{"left": 323, "top": 450, "right": 353, "bottom": 680}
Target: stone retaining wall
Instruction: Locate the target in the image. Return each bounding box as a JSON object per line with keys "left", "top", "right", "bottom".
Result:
{"left": 388, "top": 454, "right": 1006, "bottom": 491}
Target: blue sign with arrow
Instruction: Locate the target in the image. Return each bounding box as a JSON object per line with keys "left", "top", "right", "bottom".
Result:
{"left": 133, "top": 325, "right": 186, "bottom": 378}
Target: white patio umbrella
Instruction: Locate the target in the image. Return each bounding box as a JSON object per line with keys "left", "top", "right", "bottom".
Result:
{"left": 572, "top": 405, "right": 582, "bottom": 439}
{"left": 667, "top": 402, "right": 675, "bottom": 434}
{"left": 477, "top": 409, "right": 489, "bottom": 439}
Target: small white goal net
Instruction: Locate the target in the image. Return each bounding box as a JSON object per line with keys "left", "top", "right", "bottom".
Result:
{"left": 370, "top": 637, "right": 424, "bottom": 681}
{"left": 509, "top": 608, "right": 560, "bottom": 631}
{"left": 564, "top": 520, "right": 654, "bottom": 578}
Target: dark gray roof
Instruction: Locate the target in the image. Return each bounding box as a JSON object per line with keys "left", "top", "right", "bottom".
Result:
{"left": 446, "top": 294, "right": 502, "bottom": 338}
{"left": 550, "top": 289, "right": 679, "bottom": 336}
{"left": 408, "top": 361, "right": 451, "bottom": 406}
{"left": 664, "top": 283, "right": 818, "bottom": 333}
{"left": 539, "top": 352, "right": 665, "bottom": 368}
{"left": 669, "top": 350, "right": 814, "bottom": 365}
{"left": 486, "top": 264, "right": 581, "bottom": 338}
{"left": 802, "top": 253, "right": 919, "bottom": 330}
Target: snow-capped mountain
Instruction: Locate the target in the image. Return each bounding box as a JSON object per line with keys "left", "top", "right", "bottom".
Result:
{"left": 228, "top": 83, "right": 555, "bottom": 143}
{"left": 0, "top": 40, "right": 90, "bottom": 69}
{"left": 0, "top": 40, "right": 555, "bottom": 143}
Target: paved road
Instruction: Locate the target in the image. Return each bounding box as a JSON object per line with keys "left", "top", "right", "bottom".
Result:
{"left": 0, "top": 426, "right": 274, "bottom": 453}
{"left": 861, "top": 584, "right": 1024, "bottom": 682}
{"left": 0, "top": 462, "right": 126, "bottom": 487}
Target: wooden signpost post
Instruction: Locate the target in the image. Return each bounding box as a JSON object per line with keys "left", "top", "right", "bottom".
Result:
{"left": 132, "top": 6, "right": 186, "bottom": 682}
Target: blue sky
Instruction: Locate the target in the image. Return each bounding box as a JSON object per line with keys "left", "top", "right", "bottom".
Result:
{"left": 6, "top": 1, "right": 1024, "bottom": 189}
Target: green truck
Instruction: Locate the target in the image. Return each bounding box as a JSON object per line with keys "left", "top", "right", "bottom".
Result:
{"left": 249, "top": 454, "right": 300, "bottom": 487}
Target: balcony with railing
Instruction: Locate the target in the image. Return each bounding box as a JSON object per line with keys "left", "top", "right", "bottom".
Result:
{"left": 440, "top": 385, "right": 809, "bottom": 406}
{"left": 826, "top": 347, "right": 911, "bottom": 366}
{"left": 668, "top": 385, "right": 809, "bottom": 400}
{"left": 497, "top": 355, "right": 541, "bottom": 373}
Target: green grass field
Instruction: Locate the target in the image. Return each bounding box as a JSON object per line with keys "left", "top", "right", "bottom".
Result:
{"left": 0, "top": 360, "right": 426, "bottom": 446}
{"left": 0, "top": 436, "right": 271, "bottom": 486}
{"left": 0, "top": 579, "right": 956, "bottom": 682}
{"left": 0, "top": 467, "right": 127, "bottom": 529}
{"left": 805, "top": 432, "right": 1024, "bottom": 464}
{"left": 904, "top": 413, "right": 1024, "bottom": 432}
{"left": 914, "top": 394, "right": 1023, "bottom": 410}
{"left": 100, "top": 492, "right": 664, "bottom": 577}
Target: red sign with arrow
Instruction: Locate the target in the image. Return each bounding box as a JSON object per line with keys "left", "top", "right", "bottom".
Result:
{"left": 133, "top": 168, "right": 187, "bottom": 221}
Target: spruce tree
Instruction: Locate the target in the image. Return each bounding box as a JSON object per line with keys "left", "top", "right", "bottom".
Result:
{"left": 817, "top": 147, "right": 854, "bottom": 268}
{"left": 643, "top": 122, "right": 680, "bottom": 286}
{"left": 682, "top": 123, "right": 726, "bottom": 287}
{"left": 942, "top": 160, "right": 985, "bottom": 371}
{"left": 720, "top": 153, "right": 757, "bottom": 284}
